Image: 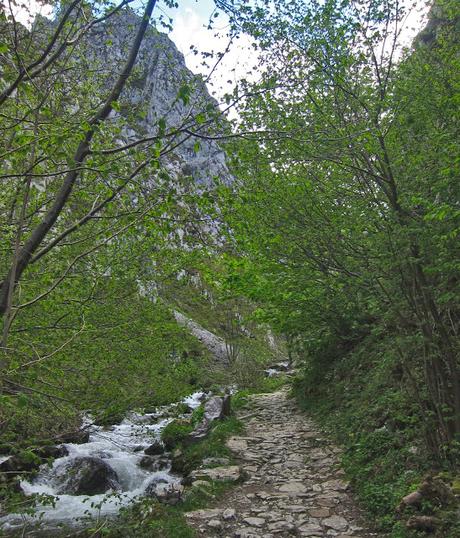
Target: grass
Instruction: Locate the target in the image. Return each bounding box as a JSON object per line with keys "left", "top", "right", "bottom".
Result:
{"left": 231, "top": 374, "right": 289, "bottom": 412}
{"left": 94, "top": 480, "right": 234, "bottom": 538}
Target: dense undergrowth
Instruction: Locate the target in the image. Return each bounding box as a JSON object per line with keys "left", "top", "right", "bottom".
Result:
{"left": 293, "top": 330, "right": 460, "bottom": 537}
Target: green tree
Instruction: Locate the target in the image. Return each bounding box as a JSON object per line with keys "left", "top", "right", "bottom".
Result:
{"left": 220, "top": 0, "right": 460, "bottom": 454}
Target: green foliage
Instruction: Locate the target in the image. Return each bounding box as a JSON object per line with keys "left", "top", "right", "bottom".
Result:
{"left": 0, "top": 2, "right": 225, "bottom": 454}
{"left": 292, "top": 329, "right": 446, "bottom": 534}
{"left": 1, "top": 276, "right": 211, "bottom": 447}
{"left": 161, "top": 420, "right": 194, "bottom": 450}
{"left": 217, "top": 9, "right": 460, "bottom": 529}
{"left": 2, "top": 1, "right": 459, "bottom": 535}
{"left": 190, "top": 404, "right": 205, "bottom": 426}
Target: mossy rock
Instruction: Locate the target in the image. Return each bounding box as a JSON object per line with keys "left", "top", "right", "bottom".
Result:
{"left": 161, "top": 420, "right": 193, "bottom": 450}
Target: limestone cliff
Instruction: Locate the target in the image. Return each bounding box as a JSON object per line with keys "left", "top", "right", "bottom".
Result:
{"left": 88, "top": 9, "right": 232, "bottom": 187}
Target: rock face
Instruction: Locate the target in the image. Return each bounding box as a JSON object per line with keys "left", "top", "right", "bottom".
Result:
{"left": 174, "top": 311, "right": 231, "bottom": 364}
{"left": 87, "top": 10, "right": 231, "bottom": 189}
{"left": 54, "top": 457, "right": 120, "bottom": 495}
{"left": 84, "top": 11, "right": 234, "bottom": 360}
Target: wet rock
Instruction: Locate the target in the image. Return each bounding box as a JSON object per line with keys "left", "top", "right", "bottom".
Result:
{"left": 155, "top": 482, "right": 184, "bottom": 505}
{"left": 144, "top": 476, "right": 170, "bottom": 497}
{"left": 57, "top": 430, "right": 90, "bottom": 444}
{"left": 268, "top": 362, "right": 290, "bottom": 372}
{"left": 93, "top": 450, "right": 112, "bottom": 459}
{"left": 0, "top": 454, "right": 40, "bottom": 477}
{"left": 144, "top": 440, "right": 165, "bottom": 456}
{"left": 139, "top": 455, "right": 169, "bottom": 472}
{"left": 35, "top": 445, "right": 69, "bottom": 460}
{"left": 55, "top": 456, "right": 119, "bottom": 495}
{"left": 0, "top": 445, "right": 69, "bottom": 480}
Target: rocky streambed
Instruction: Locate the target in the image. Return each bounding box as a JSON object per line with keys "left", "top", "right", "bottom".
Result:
{"left": 0, "top": 391, "right": 210, "bottom": 535}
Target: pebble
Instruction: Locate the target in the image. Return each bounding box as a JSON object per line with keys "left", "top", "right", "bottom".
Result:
{"left": 223, "top": 508, "right": 236, "bottom": 520}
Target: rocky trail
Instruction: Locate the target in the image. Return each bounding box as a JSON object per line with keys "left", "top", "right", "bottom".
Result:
{"left": 186, "top": 390, "right": 378, "bottom": 538}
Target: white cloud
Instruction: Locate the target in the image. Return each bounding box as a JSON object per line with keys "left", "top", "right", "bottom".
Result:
{"left": 169, "top": 6, "right": 258, "bottom": 103}
{"left": 2, "top": 0, "right": 53, "bottom": 27}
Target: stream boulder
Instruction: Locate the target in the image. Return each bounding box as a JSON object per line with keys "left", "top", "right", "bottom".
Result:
{"left": 0, "top": 454, "right": 41, "bottom": 477}
{"left": 144, "top": 478, "right": 184, "bottom": 504}
{"left": 139, "top": 454, "right": 169, "bottom": 471}
{"left": 57, "top": 430, "right": 90, "bottom": 444}
{"left": 204, "top": 395, "right": 231, "bottom": 421}
{"left": 0, "top": 445, "right": 69, "bottom": 479}
{"left": 155, "top": 482, "right": 184, "bottom": 505}
{"left": 144, "top": 476, "right": 170, "bottom": 497}
{"left": 55, "top": 456, "right": 120, "bottom": 495}
{"left": 185, "top": 395, "right": 231, "bottom": 446}
{"left": 36, "top": 445, "right": 69, "bottom": 460}
{"left": 144, "top": 440, "right": 165, "bottom": 456}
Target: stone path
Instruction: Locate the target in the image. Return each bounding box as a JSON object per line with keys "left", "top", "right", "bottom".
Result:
{"left": 186, "top": 390, "right": 378, "bottom": 538}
